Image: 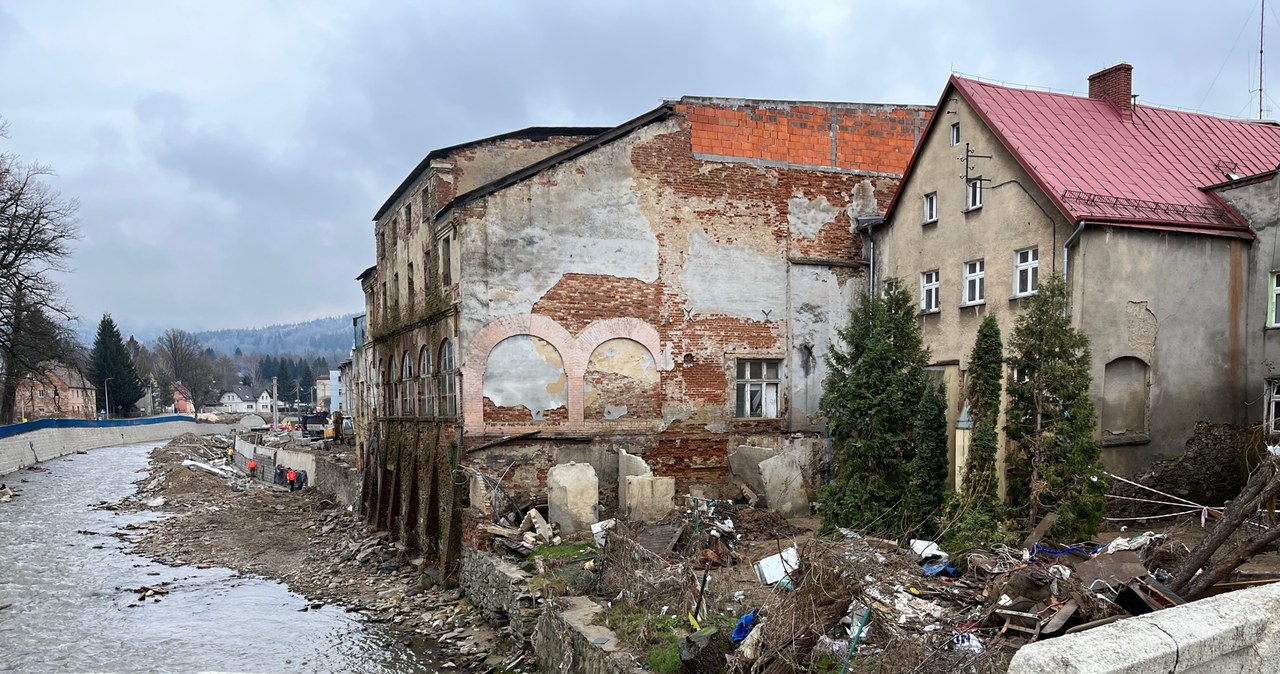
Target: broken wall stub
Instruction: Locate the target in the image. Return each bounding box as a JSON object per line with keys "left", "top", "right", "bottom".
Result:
{"left": 547, "top": 462, "right": 599, "bottom": 533}
{"left": 624, "top": 475, "right": 675, "bottom": 522}
{"left": 759, "top": 452, "right": 809, "bottom": 518}
{"left": 728, "top": 445, "right": 777, "bottom": 500}
{"left": 617, "top": 448, "right": 652, "bottom": 513}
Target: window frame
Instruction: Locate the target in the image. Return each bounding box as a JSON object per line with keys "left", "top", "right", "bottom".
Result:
{"left": 962, "top": 259, "right": 986, "bottom": 306}
{"left": 1270, "top": 271, "right": 1280, "bottom": 328}
{"left": 949, "top": 122, "right": 960, "bottom": 147}
{"left": 1267, "top": 380, "right": 1280, "bottom": 434}
{"left": 441, "top": 235, "right": 452, "bottom": 287}
{"left": 734, "top": 359, "right": 782, "bottom": 419}
{"left": 966, "top": 179, "right": 983, "bottom": 211}
{"left": 920, "top": 270, "right": 940, "bottom": 313}
{"left": 1014, "top": 247, "right": 1040, "bottom": 298}
{"left": 922, "top": 192, "right": 938, "bottom": 224}
{"left": 438, "top": 339, "right": 457, "bottom": 417}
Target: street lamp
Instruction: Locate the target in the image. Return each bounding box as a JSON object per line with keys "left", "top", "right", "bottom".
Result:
{"left": 103, "top": 377, "right": 113, "bottom": 420}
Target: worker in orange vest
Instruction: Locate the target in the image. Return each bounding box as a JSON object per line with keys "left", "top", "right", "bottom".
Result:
{"left": 247, "top": 457, "right": 257, "bottom": 478}
{"left": 286, "top": 467, "right": 297, "bottom": 491}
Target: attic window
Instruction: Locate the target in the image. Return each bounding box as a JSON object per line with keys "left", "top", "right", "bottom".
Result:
{"left": 950, "top": 123, "right": 960, "bottom": 147}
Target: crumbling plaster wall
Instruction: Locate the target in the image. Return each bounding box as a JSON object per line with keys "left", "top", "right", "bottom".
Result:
{"left": 1074, "top": 226, "right": 1244, "bottom": 475}
{"left": 455, "top": 113, "right": 900, "bottom": 487}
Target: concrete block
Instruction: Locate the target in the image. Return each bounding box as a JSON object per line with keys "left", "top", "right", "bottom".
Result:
{"left": 547, "top": 462, "right": 599, "bottom": 533}
{"left": 469, "top": 473, "right": 491, "bottom": 516}
{"left": 759, "top": 452, "right": 808, "bottom": 518}
{"left": 624, "top": 475, "right": 674, "bottom": 522}
{"left": 728, "top": 445, "right": 777, "bottom": 501}
{"left": 617, "top": 449, "right": 652, "bottom": 513}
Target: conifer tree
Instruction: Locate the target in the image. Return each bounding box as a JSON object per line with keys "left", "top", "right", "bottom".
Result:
{"left": 819, "top": 280, "right": 948, "bottom": 537}
{"left": 1005, "top": 275, "right": 1107, "bottom": 541}
{"left": 90, "top": 313, "right": 145, "bottom": 417}
{"left": 942, "top": 314, "right": 1016, "bottom": 555}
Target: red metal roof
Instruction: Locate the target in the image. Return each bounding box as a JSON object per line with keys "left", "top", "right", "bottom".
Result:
{"left": 889, "top": 75, "right": 1280, "bottom": 237}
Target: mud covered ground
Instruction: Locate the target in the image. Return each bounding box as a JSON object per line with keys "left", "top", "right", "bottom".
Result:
{"left": 107, "top": 434, "right": 509, "bottom": 672}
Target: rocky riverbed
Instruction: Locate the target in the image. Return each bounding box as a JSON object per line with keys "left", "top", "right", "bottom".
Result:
{"left": 104, "top": 433, "right": 511, "bottom": 672}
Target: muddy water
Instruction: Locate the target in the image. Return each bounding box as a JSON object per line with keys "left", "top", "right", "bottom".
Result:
{"left": 0, "top": 441, "right": 440, "bottom": 674}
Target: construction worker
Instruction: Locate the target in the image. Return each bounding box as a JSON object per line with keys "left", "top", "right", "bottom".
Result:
{"left": 286, "top": 467, "right": 297, "bottom": 491}
{"left": 247, "top": 457, "right": 257, "bottom": 479}
{"left": 226, "top": 446, "right": 235, "bottom": 466}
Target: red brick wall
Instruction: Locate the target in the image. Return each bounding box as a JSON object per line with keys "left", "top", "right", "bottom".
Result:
{"left": 678, "top": 99, "right": 932, "bottom": 174}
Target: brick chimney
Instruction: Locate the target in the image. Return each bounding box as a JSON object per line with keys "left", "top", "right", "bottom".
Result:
{"left": 1088, "top": 63, "right": 1134, "bottom": 121}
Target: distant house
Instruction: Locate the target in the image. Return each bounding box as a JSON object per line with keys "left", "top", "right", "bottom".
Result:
{"left": 171, "top": 382, "right": 195, "bottom": 414}
{"left": 316, "top": 374, "right": 332, "bottom": 410}
{"left": 212, "top": 385, "right": 275, "bottom": 414}
{"left": 14, "top": 362, "right": 97, "bottom": 421}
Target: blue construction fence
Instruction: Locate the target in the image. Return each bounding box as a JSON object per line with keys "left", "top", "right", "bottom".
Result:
{"left": 0, "top": 414, "right": 198, "bottom": 441}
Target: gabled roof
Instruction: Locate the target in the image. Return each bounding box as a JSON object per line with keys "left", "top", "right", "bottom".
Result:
{"left": 436, "top": 104, "right": 675, "bottom": 220}
{"left": 886, "top": 74, "right": 1280, "bottom": 238}
{"left": 372, "top": 126, "right": 611, "bottom": 221}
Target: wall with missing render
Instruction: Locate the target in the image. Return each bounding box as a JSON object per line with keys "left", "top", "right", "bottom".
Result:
{"left": 453, "top": 100, "right": 929, "bottom": 489}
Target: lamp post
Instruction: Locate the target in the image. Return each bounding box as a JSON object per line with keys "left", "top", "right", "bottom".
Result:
{"left": 104, "top": 377, "right": 113, "bottom": 420}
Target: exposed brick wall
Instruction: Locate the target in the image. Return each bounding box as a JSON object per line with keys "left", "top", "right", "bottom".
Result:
{"left": 678, "top": 98, "right": 932, "bottom": 174}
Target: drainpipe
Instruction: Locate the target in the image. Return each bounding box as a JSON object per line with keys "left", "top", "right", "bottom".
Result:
{"left": 1062, "top": 221, "right": 1088, "bottom": 279}
{"left": 855, "top": 216, "right": 886, "bottom": 295}
{"left": 1062, "top": 221, "right": 1088, "bottom": 317}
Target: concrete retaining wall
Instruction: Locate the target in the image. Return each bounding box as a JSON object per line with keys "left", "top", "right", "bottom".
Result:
{"left": 232, "top": 436, "right": 359, "bottom": 509}
{"left": 1009, "top": 583, "right": 1280, "bottom": 673}
{"left": 533, "top": 596, "right": 646, "bottom": 674}
{"left": 0, "top": 419, "right": 227, "bottom": 477}
{"left": 458, "top": 546, "right": 540, "bottom": 637}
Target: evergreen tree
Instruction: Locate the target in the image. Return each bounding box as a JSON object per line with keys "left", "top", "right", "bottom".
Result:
{"left": 298, "top": 361, "right": 316, "bottom": 406}
{"left": 1005, "top": 275, "right": 1107, "bottom": 541}
{"left": 941, "top": 314, "right": 1016, "bottom": 556}
{"left": 90, "top": 313, "right": 145, "bottom": 418}
{"left": 819, "top": 280, "right": 948, "bottom": 537}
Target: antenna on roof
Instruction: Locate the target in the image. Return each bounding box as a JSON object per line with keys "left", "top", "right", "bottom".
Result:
{"left": 1262, "top": 0, "right": 1267, "bottom": 120}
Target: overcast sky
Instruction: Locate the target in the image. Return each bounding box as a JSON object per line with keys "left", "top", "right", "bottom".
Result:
{"left": 0, "top": 0, "right": 1273, "bottom": 338}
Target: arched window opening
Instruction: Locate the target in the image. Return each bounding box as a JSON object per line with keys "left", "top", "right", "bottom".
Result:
{"left": 419, "top": 345, "right": 432, "bottom": 417}
{"left": 438, "top": 340, "right": 457, "bottom": 417}
{"left": 401, "top": 351, "right": 415, "bottom": 416}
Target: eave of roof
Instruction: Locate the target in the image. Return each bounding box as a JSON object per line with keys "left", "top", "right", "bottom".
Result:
{"left": 372, "top": 126, "right": 612, "bottom": 221}
{"left": 355, "top": 266, "right": 376, "bottom": 282}
{"left": 434, "top": 104, "right": 676, "bottom": 221}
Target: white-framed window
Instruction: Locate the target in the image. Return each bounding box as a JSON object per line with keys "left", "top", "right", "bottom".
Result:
{"left": 966, "top": 179, "right": 983, "bottom": 210}
{"left": 950, "top": 122, "right": 960, "bottom": 146}
{"left": 1270, "top": 271, "right": 1280, "bottom": 328}
{"left": 401, "top": 352, "right": 415, "bottom": 416}
{"left": 922, "top": 193, "right": 938, "bottom": 224}
{"left": 963, "top": 259, "right": 985, "bottom": 305}
{"left": 920, "top": 270, "right": 940, "bottom": 313}
{"left": 1014, "top": 247, "right": 1039, "bottom": 297}
{"left": 735, "top": 359, "right": 780, "bottom": 419}
{"left": 1267, "top": 380, "right": 1280, "bottom": 433}
{"left": 438, "top": 339, "right": 457, "bottom": 417}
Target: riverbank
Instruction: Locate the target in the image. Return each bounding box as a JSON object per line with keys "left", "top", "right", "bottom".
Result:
{"left": 110, "top": 434, "right": 509, "bottom": 672}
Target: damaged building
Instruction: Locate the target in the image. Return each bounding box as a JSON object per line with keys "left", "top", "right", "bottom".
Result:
{"left": 353, "top": 97, "right": 931, "bottom": 573}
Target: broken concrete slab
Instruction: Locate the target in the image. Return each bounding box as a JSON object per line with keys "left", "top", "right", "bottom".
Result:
{"left": 617, "top": 449, "right": 652, "bottom": 514}
{"left": 624, "top": 475, "right": 674, "bottom": 522}
{"left": 759, "top": 452, "right": 808, "bottom": 518}
{"left": 547, "top": 462, "right": 599, "bottom": 534}
{"left": 728, "top": 445, "right": 777, "bottom": 500}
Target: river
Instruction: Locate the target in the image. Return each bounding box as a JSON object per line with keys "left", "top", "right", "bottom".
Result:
{"left": 0, "top": 441, "right": 442, "bottom": 674}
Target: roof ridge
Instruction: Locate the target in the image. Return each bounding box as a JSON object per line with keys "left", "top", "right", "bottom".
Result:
{"left": 953, "top": 72, "right": 1273, "bottom": 123}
